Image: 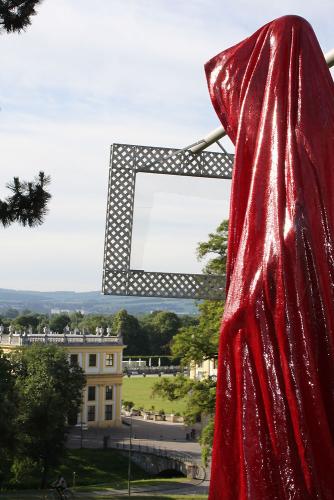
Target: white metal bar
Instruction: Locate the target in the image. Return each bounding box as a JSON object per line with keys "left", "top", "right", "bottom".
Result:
{"left": 326, "top": 48, "right": 334, "bottom": 68}
{"left": 190, "top": 47, "right": 334, "bottom": 153}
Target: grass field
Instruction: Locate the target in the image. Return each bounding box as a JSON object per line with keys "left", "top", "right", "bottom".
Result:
{"left": 58, "top": 448, "right": 148, "bottom": 487}
{"left": 122, "top": 375, "right": 187, "bottom": 414}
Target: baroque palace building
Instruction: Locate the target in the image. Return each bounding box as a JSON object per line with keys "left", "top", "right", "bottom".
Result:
{"left": 0, "top": 326, "right": 125, "bottom": 429}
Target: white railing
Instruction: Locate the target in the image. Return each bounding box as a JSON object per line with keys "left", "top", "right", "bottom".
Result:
{"left": 0, "top": 333, "right": 123, "bottom": 346}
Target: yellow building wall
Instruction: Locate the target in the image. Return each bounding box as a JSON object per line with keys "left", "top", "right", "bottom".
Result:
{"left": 189, "top": 358, "right": 218, "bottom": 380}
{"left": 65, "top": 344, "right": 123, "bottom": 428}
{"left": 2, "top": 341, "right": 124, "bottom": 429}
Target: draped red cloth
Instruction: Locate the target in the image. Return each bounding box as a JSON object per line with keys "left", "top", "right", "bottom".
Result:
{"left": 205, "top": 16, "right": 334, "bottom": 499}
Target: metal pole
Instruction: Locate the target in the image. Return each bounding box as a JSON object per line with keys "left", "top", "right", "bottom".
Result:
{"left": 190, "top": 47, "right": 334, "bottom": 154}
{"left": 80, "top": 418, "right": 83, "bottom": 449}
{"left": 326, "top": 48, "right": 334, "bottom": 68}
{"left": 127, "top": 415, "right": 132, "bottom": 497}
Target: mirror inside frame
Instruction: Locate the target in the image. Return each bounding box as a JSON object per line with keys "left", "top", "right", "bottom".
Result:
{"left": 131, "top": 173, "right": 232, "bottom": 274}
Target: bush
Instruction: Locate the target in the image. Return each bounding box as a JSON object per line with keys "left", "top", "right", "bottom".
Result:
{"left": 9, "top": 457, "right": 40, "bottom": 489}
{"left": 122, "top": 400, "right": 134, "bottom": 411}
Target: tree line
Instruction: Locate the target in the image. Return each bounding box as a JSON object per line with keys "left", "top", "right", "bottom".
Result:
{"left": 0, "top": 308, "right": 198, "bottom": 356}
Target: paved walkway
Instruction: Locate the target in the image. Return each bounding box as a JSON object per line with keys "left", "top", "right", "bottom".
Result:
{"left": 67, "top": 417, "right": 203, "bottom": 463}
{"left": 1, "top": 479, "right": 209, "bottom": 498}
{"left": 82, "top": 479, "right": 209, "bottom": 497}
{"left": 64, "top": 418, "right": 210, "bottom": 497}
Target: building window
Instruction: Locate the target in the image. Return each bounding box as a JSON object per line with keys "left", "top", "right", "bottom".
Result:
{"left": 88, "top": 386, "right": 96, "bottom": 401}
{"left": 213, "top": 358, "right": 218, "bottom": 369}
{"left": 105, "top": 385, "right": 113, "bottom": 400}
{"left": 89, "top": 354, "right": 97, "bottom": 367}
{"left": 87, "top": 406, "right": 95, "bottom": 421}
{"left": 105, "top": 404, "right": 113, "bottom": 421}
{"left": 70, "top": 354, "right": 78, "bottom": 366}
{"left": 105, "top": 353, "right": 114, "bottom": 367}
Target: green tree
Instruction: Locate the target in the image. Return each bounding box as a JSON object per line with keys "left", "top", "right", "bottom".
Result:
{"left": 112, "top": 309, "right": 149, "bottom": 355}
{"left": 0, "top": 0, "right": 42, "bottom": 33}
{"left": 153, "top": 220, "right": 228, "bottom": 464}
{"left": 49, "top": 313, "right": 71, "bottom": 333}
{"left": 68, "top": 311, "right": 84, "bottom": 330}
{"left": 10, "top": 344, "right": 85, "bottom": 488}
{"left": 197, "top": 219, "right": 228, "bottom": 275}
{"left": 77, "top": 314, "right": 113, "bottom": 333}
{"left": 172, "top": 301, "right": 223, "bottom": 366}
{"left": 0, "top": 351, "right": 16, "bottom": 487}
{"left": 179, "top": 314, "right": 199, "bottom": 328}
{"left": 0, "top": 172, "right": 51, "bottom": 228}
{"left": 140, "top": 311, "right": 181, "bottom": 355}
{"left": 11, "top": 312, "right": 44, "bottom": 332}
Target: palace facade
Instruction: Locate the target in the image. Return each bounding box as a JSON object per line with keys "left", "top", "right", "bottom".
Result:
{"left": 0, "top": 329, "right": 125, "bottom": 428}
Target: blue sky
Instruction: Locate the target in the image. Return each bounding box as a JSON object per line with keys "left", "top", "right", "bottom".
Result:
{"left": 0, "top": 0, "right": 333, "bottom": 291}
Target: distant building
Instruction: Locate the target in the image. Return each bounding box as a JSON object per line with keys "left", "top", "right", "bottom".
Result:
{"left": 0, "top": 326, "right": 125, "bottom": 428}
{"left": 189, "top": 358, "right": 218, "bottom": 380}
{"left": 122, "top": 359, "right": 147, "bottom": 369}
{"left": 50, "top": 308, "right": 85, "bottom": 315}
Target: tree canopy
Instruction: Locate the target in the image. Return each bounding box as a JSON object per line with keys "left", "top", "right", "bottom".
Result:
{"left": 112, "top": 309, "right": 150, "bottom": 355}
{"left": 0, "top": 171, "right": 51, "bottom": 228}
{"left": 197, "top": 219, "right": 228, "bottom": 275}
{"left": 0, "top": 0, "right": 42, "bottom": 33}
{"left": 140, "top": 311, "right": 181, "bottom": 356}
{"left": 48, "top": 313, "right": 71, "bottom": 333}
{"left": 9, "top": 344, "right": 85, "bottom": 488}
{"left": 0, "top": 351, "right": 16, "bottom": 485}
{"left": 171, "top": 300, "right": 224, "bottom": 366}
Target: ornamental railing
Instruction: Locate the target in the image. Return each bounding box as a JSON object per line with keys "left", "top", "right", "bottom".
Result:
{"left": 0, "top": 333, "right": 123, "bottom": 346}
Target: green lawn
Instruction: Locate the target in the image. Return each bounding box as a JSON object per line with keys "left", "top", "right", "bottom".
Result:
{"left": 122, "top": 375, "right": 187, "bottom": 414}
{"left": 58, "top": 448, "right": 149, "bottom": 488}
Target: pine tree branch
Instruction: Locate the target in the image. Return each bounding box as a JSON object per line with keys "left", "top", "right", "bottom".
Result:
{"left": 1, "top": 171, "right": 51, "bottom": 227}
{"left": 0, "top": 0, "right": 43, "bottom": 33}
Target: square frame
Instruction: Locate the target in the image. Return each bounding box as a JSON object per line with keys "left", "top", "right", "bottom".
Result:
{"left": 102, "top": 143, "right": 233, "bottom": 300}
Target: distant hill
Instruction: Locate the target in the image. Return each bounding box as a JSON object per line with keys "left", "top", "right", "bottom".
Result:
{"left": 0, "top": 288, "right": 198, "bottom": 316}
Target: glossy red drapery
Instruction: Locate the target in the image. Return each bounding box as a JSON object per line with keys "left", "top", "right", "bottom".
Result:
{"left": 205, "top": 15, "right": 334, "bottom": 499}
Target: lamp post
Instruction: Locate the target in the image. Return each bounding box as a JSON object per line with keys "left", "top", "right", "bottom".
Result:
{"left": 80, "top": 412, "right": 86, "bottom": 449}
{"left": 127, "top": 414, "right": 132, "bottom": 496}
{"left": 80, "top": 418, "right": 83, "bottom": 449}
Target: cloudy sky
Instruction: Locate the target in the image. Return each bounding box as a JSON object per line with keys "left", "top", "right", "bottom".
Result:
{"left": 1, "top": 0, "right": 333, "bottom": 291}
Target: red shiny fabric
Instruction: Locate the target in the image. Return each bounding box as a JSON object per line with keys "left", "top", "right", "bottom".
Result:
{"left": 205, "top": 16, "right": 334, "bottom": 500}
